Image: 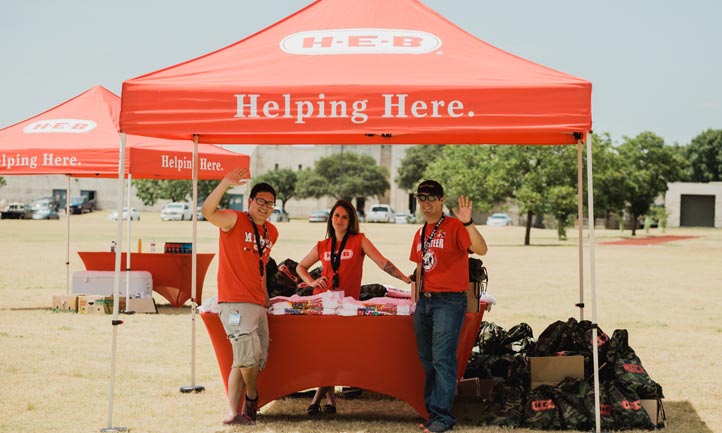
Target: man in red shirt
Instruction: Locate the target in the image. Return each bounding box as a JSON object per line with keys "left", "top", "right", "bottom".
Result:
{"left": 409, "top": 180, "right": 488, "bottom": 433}
{"left": 202, "top": 168, "right": 279, "bottom": 426}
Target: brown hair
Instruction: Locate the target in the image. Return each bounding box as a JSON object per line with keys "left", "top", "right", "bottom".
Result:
{"left": 326, "top": 199, "right": 359, "bottom": 238}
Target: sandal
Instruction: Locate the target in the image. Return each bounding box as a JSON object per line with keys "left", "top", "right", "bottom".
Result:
{"left": 322, "top": 404, "right": 336, "bottom": 414}
{"left": 307, "top": 403, "right": 321, "bottom": 416}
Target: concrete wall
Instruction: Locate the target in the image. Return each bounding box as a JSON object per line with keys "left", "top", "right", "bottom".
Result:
{"left": 664, "top": 182, "right": 722, "bottom": 228}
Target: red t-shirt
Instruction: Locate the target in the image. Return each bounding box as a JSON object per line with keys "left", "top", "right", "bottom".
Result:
{"left": 409, "top": 217, "right": 470, "bottom": 293}
{"left": 313, "top": 233, "right": 366, "bottom": 300}
{"left": 217, "top": 211, "right": 278, "bottom": 305}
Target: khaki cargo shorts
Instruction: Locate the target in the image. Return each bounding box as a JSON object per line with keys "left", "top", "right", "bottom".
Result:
{"left": 218, "top": 302, "right": 269, "bottom": 370}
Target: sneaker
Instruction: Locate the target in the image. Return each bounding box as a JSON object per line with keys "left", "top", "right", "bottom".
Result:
{"left": 322, "top": 404, "right": 336, "bottom": 414}
{"left": 417, "top": 418, "right": 435, "bottom": 430}
{"left": 307, "top": 403, "right": 321, "bottom": 416}
{"left": 423, "top": 420, "right": 451, "bottom": 433}
{"left": 242, "top": 395, "right": 259, "bottom": 422}
{"left": 222, "top": 414, "right": 255, "bottom": 426}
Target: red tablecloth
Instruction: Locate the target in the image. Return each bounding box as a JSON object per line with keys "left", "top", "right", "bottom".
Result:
{"left": 201, "top": 308, "right": 485, "bottom": 418}
{"left": 78, "top": 252, "right": 214, "bottom": 307}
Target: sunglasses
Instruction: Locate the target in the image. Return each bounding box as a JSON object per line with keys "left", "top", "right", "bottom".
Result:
{"left": 416, "top": 194, "right": 439, "bottom": 202}
{"left": 253, "top": 197, "right": 276, "bottom": 208}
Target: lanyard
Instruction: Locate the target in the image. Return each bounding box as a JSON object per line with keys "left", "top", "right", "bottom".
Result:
{"left": 418, "top": 216, "right": 444, "bottom": 292}
{"left": 420, "top": 215, "right": 445, "bottom": 255}
{"left": 246, "top": 212, "right": 268, "bottom": 277}
{"left": 330, "top": 231, "right": 350, "bottom": 290}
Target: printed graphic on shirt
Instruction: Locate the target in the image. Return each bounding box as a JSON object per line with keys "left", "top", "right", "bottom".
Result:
{"left": 244, "top": 231, "right": 274, "bottom": 253}
{"left": 321, "top": 249, "right": 354, "bottom": 261}
{"left": 422, "top": 249, "right": 438, "bottom": 272}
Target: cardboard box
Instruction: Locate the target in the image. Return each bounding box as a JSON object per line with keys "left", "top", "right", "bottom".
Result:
{"left": 529, "top": 355, "right": 584, "bottom": 389}
{"left": 72, "top": 270, "right": 153, "bottom": 298}
{"left": 641, "top": 399, "right": 665, "bottom": 427}
{"left": 457, "top": 377, "right": 500, "bottom": 398}
{"left": 78, "top": 295, "right": 125, "bottom": 314}
{"left": 126, "top": 297, "right": 157, "bottom": 314}
{"left": 52, "top": 294, "right": 78, "bottom": 312}
{"left": 467, "top": 282, "right": 481, "bottom": 313}
{"left": 452, "top": 396, "right": 485, "bottom": 425}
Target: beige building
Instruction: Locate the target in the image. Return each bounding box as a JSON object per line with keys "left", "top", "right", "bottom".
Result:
{"left": 249, "top": 144, "right": 416, "bottom": 219}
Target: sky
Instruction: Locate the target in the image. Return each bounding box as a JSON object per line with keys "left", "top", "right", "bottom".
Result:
{"left": 2, "top": 0, "right": 720, "bottom": 152}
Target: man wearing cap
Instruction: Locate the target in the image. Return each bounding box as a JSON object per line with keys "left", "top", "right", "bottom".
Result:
{"left": 410, "top": 180, "right": 488, "bottom": 433}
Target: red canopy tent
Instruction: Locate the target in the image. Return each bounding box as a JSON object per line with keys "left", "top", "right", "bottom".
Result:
{"left": 118, "top": 0, "right": 601, "bottom": 430}
{"left": 0, "top": 85, "right": 250, "bottom": 290}
{"left": 0, "top": 85, "right": 249, "bottom": 180}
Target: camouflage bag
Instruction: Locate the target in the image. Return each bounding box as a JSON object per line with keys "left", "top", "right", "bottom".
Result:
{"left": 523, "top": 384, "right": 563, "bottom": 430}
{"left": 606, "top": 329, "right": 664, "bottom": 399}
{"left": 584, "top": 378, "right": 616, "bottom": 431}
{"left": 606, "top": 380, "right": 654, "bottom": 430}
{"left": 359, "top": 283, "right": 388, "bottom": 300}
{"left": 479, "top": 381, "right": 526, "bottom": 427}
{"left": 529, "top": 318, "right": 575, "bottom": 356}
{"left": 555, "top": 377, "right": 592, "bottom": 431}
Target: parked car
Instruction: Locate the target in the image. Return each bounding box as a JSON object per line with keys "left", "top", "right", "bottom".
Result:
{"left": 197, "top": 206, "right": 206, "bottom": 221}
{"left": 160, "top": 202, "right": 193, "bottom": 221}
{"left": 394, "top": 211, "right": 416, "bottom": 224}
{"left": 270, "top": 207, "right": 290, "bottom": 223}
{"left": 1, "top": 202, "right": 34, "bottom": 219}
{"left": 31, "top": 197, "right": 59, "bottom": 212}
{"left": 108, "top": 207, "right": 140, "bottom": 221}
{"left": 308, "top": 209, "right": 330, "bottom": 223}
{"left": 366, "top": 204, "right": 395, "bottom": 223}
{"left": 69, "top": 196, "right": 94, "bottom": 214}
{"left": 32, "top": 205, "right": 60, "bottom": 220}
{"left": 486, "top": 212, "right": 513, "bottom": 227}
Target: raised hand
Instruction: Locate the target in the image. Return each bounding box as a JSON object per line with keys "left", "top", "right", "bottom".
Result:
{"left": 452, "top": 195, "right": 473, "bottom": 224}
{"left": 224, "top": 167, "right": 249, "bottom": 186}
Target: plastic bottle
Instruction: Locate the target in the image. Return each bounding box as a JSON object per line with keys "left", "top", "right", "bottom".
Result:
{"left": 150, "top": 240, "right": 156, "bottom": 253}
{"left": 110, "top": 241, "right": 116, "bottom": 253}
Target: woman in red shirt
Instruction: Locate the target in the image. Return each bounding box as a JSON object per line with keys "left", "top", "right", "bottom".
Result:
{"left": 297, "top": 199, "right": 411, "bottom": 415}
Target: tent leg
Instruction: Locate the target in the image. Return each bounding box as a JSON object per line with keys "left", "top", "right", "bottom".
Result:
{"left": 123, "top": 174, "right": 134, "bottom": 314}
{"left": 586, "top": 132, "right": 601, "bottom": 433}
{"left": 576, "top": 140, "right": 584, "bottom": 321}
{"left": 66, "top": 175, "right": 71, "bottom": 294}
{"left": 180, "top": 134, "right": 205, "bottom": 394}
{"left": 102, "top": 133, "right": 128, "bottom": 432}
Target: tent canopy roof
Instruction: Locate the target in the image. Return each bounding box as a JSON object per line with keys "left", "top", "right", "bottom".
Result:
{"left": 120, "top": 0, "right": 591, "bottom": 145}
{"left": 0, "top": 86, "right": 249, "bottom": 179}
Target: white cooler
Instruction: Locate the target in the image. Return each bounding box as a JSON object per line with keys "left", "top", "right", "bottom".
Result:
{"left": 72, "top": 270, "right": 153, "bottom": 298}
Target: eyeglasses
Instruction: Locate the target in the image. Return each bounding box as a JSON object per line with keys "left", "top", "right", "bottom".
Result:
{"left": 416, "top": 194, "right": 439, "bottom": 202}
{"left": 253, "top": 197, "right": 276, "bottom": 208}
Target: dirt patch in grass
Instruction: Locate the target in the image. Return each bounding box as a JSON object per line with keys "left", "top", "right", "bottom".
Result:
{"left": 599, "top": 235, "right": 698, "bottom": 246}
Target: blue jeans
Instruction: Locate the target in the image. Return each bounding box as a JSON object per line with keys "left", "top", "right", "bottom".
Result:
{"left": 413, "top": 291, "right": 467, "bottom": 429}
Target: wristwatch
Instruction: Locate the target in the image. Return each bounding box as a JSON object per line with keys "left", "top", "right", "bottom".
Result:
{"left": 463, "top": 220, "right": 474, "bottom": 226}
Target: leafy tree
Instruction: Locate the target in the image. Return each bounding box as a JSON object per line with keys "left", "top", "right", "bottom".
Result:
{"left": 424, "top": 145, "right": 512, "bottom": 214}
{"left": 253, "top": 168, "right": 297, "bottom": 212}
{"left": 685, "top": 128, "right": 722, "bottom": 182}
{"left": 295, "top": 168, "right": 330, "bottom": 200}
{"left": 395, "top": 145, "right": 445, "bottom": 191}
{"left": 132, "top": 179, "right": 225, "bottom": 207}
{"left": 304, "top": 152, "right": 389, "bottom": 201}
{"left": 617, "top": 131, "right": 685, "bottom": 235}
{"left": 586, "top": 133, "right": 626, "bottom": 226}
{"left": 0, "top": 177, "right": 6, "bottom": 189}
{"left": 547, "top": 185, "right": 577, "bottom": 240}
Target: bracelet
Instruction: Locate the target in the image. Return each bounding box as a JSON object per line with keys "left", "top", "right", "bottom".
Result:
{"left": 463, "top": 219, "right": 474, "bottom": 226}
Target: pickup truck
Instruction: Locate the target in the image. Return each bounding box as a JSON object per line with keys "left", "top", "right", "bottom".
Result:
{"left": 1, "top": 203, "right": 34, "bottom": 219}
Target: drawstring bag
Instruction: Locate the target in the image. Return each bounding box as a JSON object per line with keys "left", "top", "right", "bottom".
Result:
{"left": 523, "top": 384, "right": 563, "bottom": 430}
{"left": 606, "top": 329, "right": 664, "bottom": 399}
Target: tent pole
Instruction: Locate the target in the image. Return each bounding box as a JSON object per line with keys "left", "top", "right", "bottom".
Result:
{"left": 66, "top": 175, "right": 71, "bottom": 294}
{"left": 576, "top": 142, "right": 584, "bottom": 321}
{"left": 585, "top": 132, "right": 601, "bottom": 433}
{"left": 124, "top": 174, "right": 132, "bottom": 313}
{"left": 180, "top": 134, "right": 205, "bottom": 393}
{"left": 101, "top": 133, "right": 128, "bottom": 432}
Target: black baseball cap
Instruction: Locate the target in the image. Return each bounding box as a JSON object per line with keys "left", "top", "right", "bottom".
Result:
{"left": 416, "top": 180, "right": 444, "bottom": 197}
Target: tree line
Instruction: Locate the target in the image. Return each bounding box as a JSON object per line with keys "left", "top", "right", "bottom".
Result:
{"left": 5, "top": 129, "right": 713, "bottom": 243}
